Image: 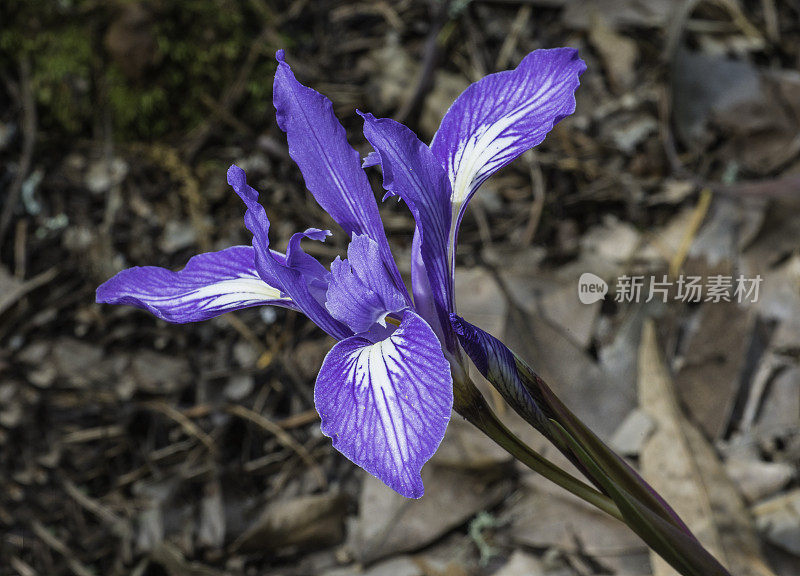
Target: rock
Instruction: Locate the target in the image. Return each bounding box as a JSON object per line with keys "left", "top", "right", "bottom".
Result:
{"left": 752, "top": 490, "right": 800, "bottom": 556}
{"left": 85, "top": 157, "right": 129, "bottom": 194}
{"left": 158, "top": 221, "right": 197, "bottom": 254}
{"left": 223, "top": 374, "right": 254, "bottom": 402}
{"left": 131, "top": 351, "right": 191, "bottom": 394}
{"left": 725, "top": 456, "right": 794, "bottom": 503}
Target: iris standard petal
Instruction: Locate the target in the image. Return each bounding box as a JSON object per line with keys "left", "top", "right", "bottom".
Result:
{"left": 96, "top": 246, "right": 294, "bottom": 323}
{"left": 360, "top": 113, "right": 454, "bottom": 348}
{"left": 430, "top": 48, "right": 585, "bottom": 258}
{"left": 227, "top": 164, "right": 350, "bottom": 340}
{"left": 326, "top": 234, "right": 408, "bottom": 334}
{"left": 273, "top": 51, "right": 407, "bottom": 298}
{"left": 315, "top": 310, "right": 453, "bottom": 498}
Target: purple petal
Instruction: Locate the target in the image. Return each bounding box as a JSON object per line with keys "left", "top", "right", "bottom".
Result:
{"left": 449, "top": 314, "right": 545, "bottom": 426}
{"left": 315, "top": 310, "right": 453, "bottom": 498}
{"left": 362, "top": 151, "right": 381, "bottom": 169}
{"left": 273, "top": 51, "right": 407, "bottom": 298}
{"left": 227, "top": 165, "right": 350, "bottom": 340}
{"left": 360, "top": 113, "right": 454, "bottom": 349}
{"left": 430, "top": 48, "right": 585, "bottom": 253}
{"left": 326, "top": 234, "right": 409, "bottom": 334}
{"left": 96, "top": 246, "right": 294, "bottom": 323}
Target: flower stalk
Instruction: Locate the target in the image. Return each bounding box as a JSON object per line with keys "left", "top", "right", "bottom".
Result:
{"left": 451, "top": 368, "right": 624, "bottom": 521}
{"left": 451, "top": 314, "right": 733, "bottom": 576}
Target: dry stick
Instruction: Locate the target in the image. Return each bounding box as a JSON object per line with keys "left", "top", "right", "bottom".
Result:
{"left": 140, "top": 401, "right": 217, "bottom": 454}
{"left": 10, "top": 557, "right": 39, "bottom": 576}
{"left": 0, "top": 56, "right": 36, "bottom": 252}
{"left": 30, "top": 521, "right": 94, "bottom": 576}
{"left": 276, "top": 408, "right": 320, "bottom": 429}
{"left": 394, "top": 5, "right": 446, "bottom": 125}
{"left": 521, "top": 150, "right": 545, "bottom": 246}
{"left": 495, "top": 4, "right": 531, "bottom": 69}
{"left": 226, "top": 404, "right": 327, "bottom": 489}
{"left": 0, "top": 267, "right": 58, "bottom": 316}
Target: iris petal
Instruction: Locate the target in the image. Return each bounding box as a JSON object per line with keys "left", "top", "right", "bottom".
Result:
{"left": 360, "top": 113, "right": 454, "bottom": 349}
{"left": 326, "top": 234, "right": 408, "bottom": 335}
{"left": 315, "top": 310, "right": 453, "bottom": 498}
{"left": 430, "top": 48, "right": 585, "bottom": 265}
{"left": 273, "top": 51, "right": 407, "bottom": 298}
{"left": 96, "top": 246, "right": 294, "bottom": 323}
{"left": 227, "top": 165, "right": 350, "bottom": 340}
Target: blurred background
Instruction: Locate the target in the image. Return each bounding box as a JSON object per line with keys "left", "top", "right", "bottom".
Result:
{"left": 1, "top": 1, "right": 799, "bottom": 575}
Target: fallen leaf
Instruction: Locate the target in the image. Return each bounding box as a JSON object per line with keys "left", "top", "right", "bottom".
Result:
{"left": 588, "top": 15, "right": 638, "bottom": 92}
{"left": 502, "top": 302, "right": 637, "bottom": 438}
{"left": 562, "top": 0, "right": 672, "bottom": 29}
{"left": 725, "top": 455, "right": 794, "bottom": 504}
{"left": 431, "top": 418, "right": 514, "bottom": 481}
{"left": 232, "top": 492, "right": 348, "bottom": 554}
{"left": 672, "top": 49, "right": 762, "bottom": 147}
{"left": 351, "top": 459, "right": 509, "bottom": 564}
{"left": 609, "top": 408, "right": 656, "bottom": 457}
{"left": 638, "top": 320, "right": 777, "bottom": 576}
{"left": 504, "top": 475, "right": 648, "bottom": 570}
{"left": 674, "top": 301, "right": 755, "bottom": 439}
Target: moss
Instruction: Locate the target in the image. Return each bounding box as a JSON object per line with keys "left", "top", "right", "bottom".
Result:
{"left": 0, "top": 0, "right": 289, "bottom": 141}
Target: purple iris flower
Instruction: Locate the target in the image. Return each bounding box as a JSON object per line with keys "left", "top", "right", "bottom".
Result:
{"left": 97, "top": 49, "right": 585, "bottom": 498}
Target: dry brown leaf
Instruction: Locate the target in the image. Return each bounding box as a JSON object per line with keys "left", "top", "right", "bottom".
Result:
{"left": 588, "top": 15, "right": 638, "bottom": 92}
{"left": 638, "top": 320, "right": 777, "bottom": 576}
{"left": 231, "top": 492, "right": 347, "bottom": 554}
{"left": 674, "top": 301, "right": 755, "bottom": 439}
{"left": 505, "top": 475, "right": 649, "bottom": 574}
{"left": 350, "top": 461, "right": 509, "bottom": 564}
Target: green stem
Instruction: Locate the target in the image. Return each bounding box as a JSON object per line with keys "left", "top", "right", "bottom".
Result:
{"left": 452, "top": 370, "right": 623, "bottom": 522}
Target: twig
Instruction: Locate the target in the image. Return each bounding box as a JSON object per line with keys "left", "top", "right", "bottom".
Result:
{"left": 669, "top": 188, "right": 713, "bottom": 278}
{"left": 521, "top": 150, "right": 545, "bottom": 245}
{"left": 139, "top": 400, "right": 217, "bottom": 454}
{"left": 31, "top": 521, "right": 94, "bottom": 576}
{"left": 0, "top": 55, "right": 36, "bottom": 251}
{"left": 276, "top": 408, "right": 319, "bottom": 429}
{"left": 394, "top": 3, "right": 447, "bottom": 124}
{"left": 0, "top": 267, "right": 59, "bottom": 317}
{"left": 495, "top": 5, "right": 531, "bottom": 69}
{"left": 61, "top": 425, "right": 126, "bottom": 444}
{"left": 226, "top": 403, "right": 327, "bottom": 489}
{"left": 10, "top": 557, "right": 39, "bottom": 576}
{"left": 62, "top": 479, "right": 132, "bottom": 542}
{"left": 14, "top": 219, "right": 27, "bottom": 278}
